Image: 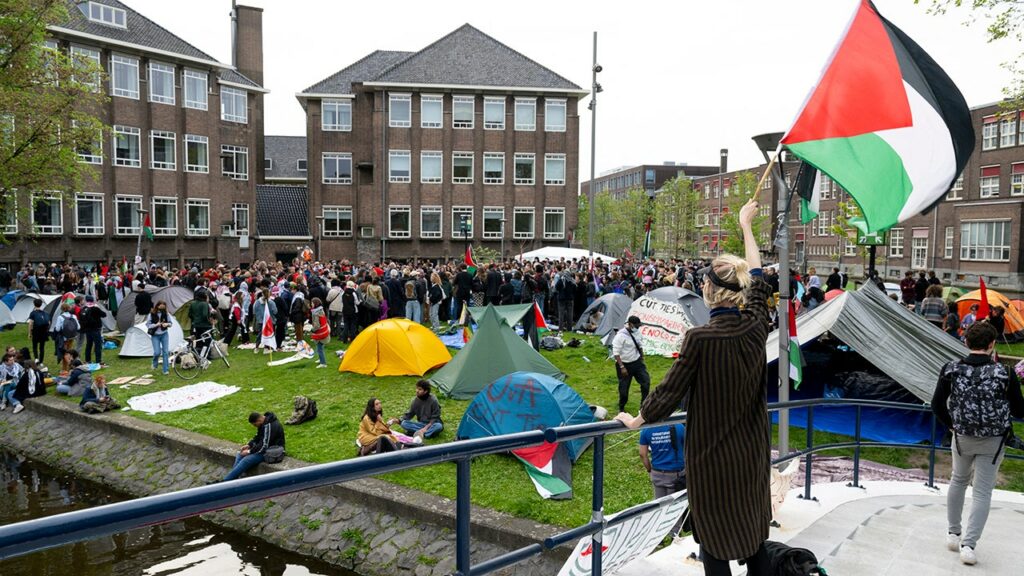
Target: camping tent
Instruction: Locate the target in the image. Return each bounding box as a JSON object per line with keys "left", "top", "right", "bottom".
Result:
{"left": 432, "top": 306, "right": 565, "bottom": 399}
{"left": 646, "top": 286, "right": 710, "bottom": 326}
{"left": 116, "top": 285, "right": 194, "bottom": 332}
{"left": 574, "top": 293, "right": 632, "bottom": 336}
{"left": 339, "top": 318, "right": 451, "bottom": 377}
{"left": 621, "top": 290, "right": 708, "bottom": 357}
{"left": 1, "top": 290, "right": 22, "bottom": 310}
{"left": 10, "top": 293, "right": 61, "bottom": 323}
{"left": 466, "top": 303, "right": 533, "bottom": 328}
{"left": 956, "top": 289, "right": 1024, "bottom": 342}
{"left": 0, "top": 303, "right": 14, "bottom": 327}
{"left": 119, "top": 316, "right": 185, "bottom": 358}
{"left": 516, "top": 247, "right": 615, "bottom": 263}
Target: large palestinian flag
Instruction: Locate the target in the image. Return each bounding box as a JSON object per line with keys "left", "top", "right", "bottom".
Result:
{"left": 512, "top": 442, "right": 572, "bottom": 500}
{"left": 781, "top": 0, "right": 974, "bottom": 233}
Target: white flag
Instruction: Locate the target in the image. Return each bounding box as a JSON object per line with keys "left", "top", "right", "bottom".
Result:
{"left": 260, "top": 302, "right": 277, "bottom": 350}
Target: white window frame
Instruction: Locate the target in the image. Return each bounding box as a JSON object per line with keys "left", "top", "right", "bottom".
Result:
{"left": 844, "top": 231, "right": 858, "bottom": 256}
{"left": 420, "top": 151, "right": 442, "bottom": 184}
{"left": 74, "top": 192, "right": 103, "bottom": 236}
{"left": 453, "top": 96, "right": 474, "bottom": 129}
{"left": 960, "top": 220, "right": 1011, "bottom": 262}
{"left": 452, "top": 152, "right": 474, "bottom": 184}
{"left": 980, "top": 167, "right": 1000, "bottom": 198}
{"left": 264, "top": 158, "right": 272, "bottom": 171}
{"left": 889, "top": 227, "right": 904, "bottom": 258}
{"left": 183, "top": 69, "right": 208, "bottom": 110}
{"left": 186, "top": 199, "right": 210, "bottom": 237}
{"left": 452, "top": 206, "right": 473, "bottom": 239}
{"left": 1012, "top": 165, "right": 1024, "bottom": 196}
{"left": 72, "top": 120, "right": 102, "bottom": 164}
{"left": 420, "top": 94, "right": 443, "bottom": 129}
{"left": 113, "top": 125, "right": 141, "bottom": 167}
{"left": 297, "top": 159, "right": 307, "bottom": 172}
{"left": 322, "top": 152, "right": 352, "bottom": 185}
{"left": 944, "top": 226, "right": 954, "bottom": 259}
{"left": 483, "top": 206, "right": 504, "bottom": 239}
{"left": 1001, "top": 117, "right": 1017, "bottom": 148}
{"left": 31, "top": 193, "right": 62, "bottom": 235}
{"left": 543, "top": 207, "right": 565, "bottom": 240}
{"left": 115, "top": 195, "right": 142, "bottom": 235}
{"left": 232, "top": 202, "right": 250, "bottom": 236}
{"left": 947, "top": 174, "right": 964, "bottom": 200}
{"left": 388, "top": 205, "right": 411, "bottom": 238}
{"left": 149, "top": 130, "right": 176, "bottom": 170}
{"left": 544, "top": 98, "right": 567, "bottom": 132}
{"left": 110, "top": 54, "right": 139, "bottom": 99}
{"left": 513, "top": 207, "right": 534, "bottom": 239}
{"left": 483, "top": 152, "right": 504, "bottom": 185}
{"left": 322, "top": 205, "right": 353, "bottom": 238}
{"left": 148, "top": 61, "right": 175, "bottom": 105}
{"left": 3, "top": 197, "right": 16, "bottom": 235}
{"left": 389, "top": 93, "right": 411, "bottom": 128}
{"left": 322, "top": 99, "right": 353, "bottom": 131}
{"left": 420, "top": 205, "right": 442, "bottom": 239}
{"left": 515, "top": 98, "right": 536, "bottom": 131}
{"left": 151, "top": 197, "right": 177, "bottom": 236}
{"left": 88, "top": 2, "right": 126, "bottom": 27}
{"left": 220, "top": 87, "right": 248, "bottom": 124}
{"left": 544, "top": 153, "right": 566, "bottom": 186}
{"left": 221, "top": 145, "right": 249, "bottom": 181}
{"left": 514, "top": 153, "right": 535, "bottom": 185}
{"left": 911, "top": 235, "right": 928, "bottom": 270}
{"left": 389, "top": 150, "right": 411, "bottom": 183}
{"left": 184, "top": 134, "right": 208, "bottom": 173}
{"left": 483, "top": 97, "right": 505, "bottom": 130}
{"left": 982, "top": 120, "right": 998, "bottom": 150}
{"left": 70, "top": 45, "right": 101, "bottom": 91}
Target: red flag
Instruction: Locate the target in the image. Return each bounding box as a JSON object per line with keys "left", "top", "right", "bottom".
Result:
{"left": 977, "top": 277, "right": 990, "bottom": 321}
{"left": 534, "top": 302, "right": 549, "bottom": 332}
{"left": 464, "top": 246, "right": 477, "bottom": 274}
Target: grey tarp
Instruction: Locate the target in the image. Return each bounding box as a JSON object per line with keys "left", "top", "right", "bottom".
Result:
{"left": 574, "top": 293, "right": 633, "bottom": 336}
{"left": 646, "top": 286, "right": 710, "bottom": 326}
{"left": 766, "top": 285, "right": 968, "bottom": 402}
{"left": 116, "top": 286, "right": 194, "bottom": 331}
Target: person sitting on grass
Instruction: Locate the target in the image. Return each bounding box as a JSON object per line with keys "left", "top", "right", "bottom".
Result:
{"left": 390, "top": 380, "right": 443, "bottom": 439}
{"left": 358, "top": 397, "right": 399, "bottom": 455}
{"left": 0, "top": 353, "right": 24, "bottom": 411}
{"left": 79, "top": 375, "right": 120, "bottom": 413}
{"left": 56, "top": 358, "right": 91, "bottom": 396}
{"left": 8, "top": 359, "right": 46, "bottom": 414}
{"left": 220, "top": 411, "right": 285, "bottom": 482}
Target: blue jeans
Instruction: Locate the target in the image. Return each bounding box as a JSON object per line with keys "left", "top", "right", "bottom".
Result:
{"left": 151, "top": 331, "right": 169, "bottom": 373}
{"left": 224, "top": 452, "right": 264, "bottom": 481}
{"left": 6, "top": 390, "right": 21, "bottom": 408}
{"left": 400, "top": 419, "right": 443, "bottom": 438}
{"left": 406, "top": 301, "right": 422, "bottom": 324}
{"left": 84, "top": 330, "right": 103, "bottom": 363}
{"left": 315, "top": 341, "right": 326, "bottom": 365}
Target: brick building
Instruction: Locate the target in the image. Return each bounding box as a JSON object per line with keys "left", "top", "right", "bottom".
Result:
{"left": 0, "top": 1, "right": 265, "bottom": 269}
{"left": 295, "top": 24, "right": 585, "bottom": 262}
{"left": 581, "top": 162, "right": 719, "bottom": 200}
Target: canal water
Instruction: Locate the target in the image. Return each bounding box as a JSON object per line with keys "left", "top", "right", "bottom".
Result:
{"left": 0, "top": 450, "right": 357, "bottom": 576}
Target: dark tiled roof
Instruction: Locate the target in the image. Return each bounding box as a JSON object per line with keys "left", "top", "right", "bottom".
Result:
{"left": 58, "top": 0, "right": 219, "bottom": 64}
{"left": 219, "top": 69, "right": 262, "bottom": 89}
{"left": 373, "top": 24, "right": 581, "bottom": 91}
{"left": 256, "top": 185, "right": 310, "bottom": 238}
{"left": 264, "top": 136, "right": 307, "bottom": 181}
{"left": 302, "top": 50, "right": 413, "bottom": 95}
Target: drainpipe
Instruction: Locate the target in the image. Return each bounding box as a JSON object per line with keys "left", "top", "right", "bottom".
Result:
{"left": 381, "top": 91, "right": 388, "bottom": 261}
{"left": 230, "top": 1, "right": 237, "bottom": 68}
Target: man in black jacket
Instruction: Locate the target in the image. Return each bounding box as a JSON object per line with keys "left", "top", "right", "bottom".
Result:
{"left": 79, "top": 295, "right": 108, "bottom": 364}
{"left": 485, "top": 264, "right": 502, "bottom": 305}
{"left": 222, "top": 411, "right": 285, "bottom": 481}
{"left": 453, "top": 264, "right": 474, "bottom": 324}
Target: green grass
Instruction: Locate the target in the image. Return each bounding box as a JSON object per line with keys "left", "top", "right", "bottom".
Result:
{"left": 2, "top": 324, "right": 1022, "bottom": 528}
{"left": 997, "top": 342, "right": 1024, "bottom": 358}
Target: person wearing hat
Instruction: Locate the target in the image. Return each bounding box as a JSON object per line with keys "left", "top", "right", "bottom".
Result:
{"left": 611, "top": 315, "right": 650, "bottom": 413}
{"left": 79, "top": 294, "right": 108, "bottom": 365}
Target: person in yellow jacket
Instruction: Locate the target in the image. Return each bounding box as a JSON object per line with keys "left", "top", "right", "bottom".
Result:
{"left": 358, "top": 397, "right": 398, "bottom": 455}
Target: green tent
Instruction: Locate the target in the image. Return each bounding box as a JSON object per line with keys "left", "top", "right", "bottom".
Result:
{"left": 942, "top": 286, "right": 963, "bottom": 301}
{"left": 433, "top": 305, "right": 564, "bottom": 399}
{"left": 467, "top": 303, "right": 533, "bottom": 327}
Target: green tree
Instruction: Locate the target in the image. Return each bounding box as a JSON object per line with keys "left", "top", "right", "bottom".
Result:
{"left": 577, "top": 189, "right": 628, "bottom": 256}
{"left": 653, "top": 176, "right": 699, "bottom": 258}
{"left": 1, "top": 0, "right": 107, "bottom": 242}
{"left": 719, "top": 171, "right": 767, "bottom": 255}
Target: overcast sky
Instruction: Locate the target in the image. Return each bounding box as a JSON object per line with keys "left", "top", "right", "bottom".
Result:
{"left": 126, "top": 0, "right": 1016, "bottom": 176}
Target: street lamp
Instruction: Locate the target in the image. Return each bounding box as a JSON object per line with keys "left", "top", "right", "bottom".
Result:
{"left": 134, "top": 208, "right": 149, "bottom": 270}
{"left": 587, "top": 31, "right": 602, "bottom": 261}
{"left": 716, "top": 148, "right": 728, "bottom": 257}
{"left": 460, "top": 214, "right": 470, "bottom": 256}
{"left": 314, "top": 215, "right": 324, "bottom": 263}
{"left": 500, "top": 218, "right": 507, "bottom": 263}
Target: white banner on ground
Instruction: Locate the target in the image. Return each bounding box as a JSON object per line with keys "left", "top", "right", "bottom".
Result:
{"left": 558, "top": 492, "right": 687, "bottom": 576}
{"left": 628, "top": 296, "right": 695, "bottom": 357}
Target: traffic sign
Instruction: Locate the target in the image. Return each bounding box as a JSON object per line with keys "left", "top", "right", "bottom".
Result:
{"left": 857, "top": 232, "right": 887, "bottom": 246}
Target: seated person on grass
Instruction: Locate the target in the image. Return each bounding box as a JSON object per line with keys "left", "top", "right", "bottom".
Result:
{"left": 79, "top": 375, "right": 120, "bottom": 413}
{"left": 8, "top": 360, "right": 46, "bottom": 414}
{"left": 389, "top": 380, "right": 443, "bottom": 439}
{"left": 0, "top": 353, "right": 24, "bottom": 410}
{"left": 358, "top": 397, "right": 400, "bottom": 455}
{"left": 56, "top": 359, "right": 91, "bottom": 396}
{"left": 220, "top": 411, "right": 285, "bottom": 482}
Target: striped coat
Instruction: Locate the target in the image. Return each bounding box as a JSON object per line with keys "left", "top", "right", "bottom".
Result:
{"left": 640, "top": 274, "right": 772, "bottom": 560}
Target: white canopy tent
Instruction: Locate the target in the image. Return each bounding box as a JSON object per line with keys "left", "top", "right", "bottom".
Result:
{"left": 10, "top": 293, "right": 61, "bottom": 323}
{"left": 516, "top": 247, "right": 615, "bottom": 263}
{"left": 119, "top": 316, "right": 185, "bottom": 358}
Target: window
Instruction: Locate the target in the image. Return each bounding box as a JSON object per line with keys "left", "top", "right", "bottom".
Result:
{"left": 514, "top": 98, "right": 536, "bottom": 131}
{"left": 232, "top": 203, "right": 249, "bottom": 236}
{"left": 483, "top": 153, "right": 504, "bottom": 184}
{"left": 70, "top": 46, "right": 101, "bottom": 91}
{"left": 980, "top": 166, "right": 1000, "bottom": 198}
{"left": 646, "top": 169, "right": 656, "bottom": 185}
{"left": 3, "top": 197, "right": 16, "bottom": 235}
{"left": 184, "top": 135, "right": 208, "bottom": 173}
{"left": 420, "top": 205, "right": 442, "bottom": 239}
{"left": 150, "top": 130, "right": 175, "bottom": 170}
{"left": 1012, "top": 164, "right": 1024, "bottom": 196}
{"left": 297, "top": 159, "right": 307, "bottom": 172}
{"left": 186, "top": 199, "right": 210, "bottom": 236}
{"left": 513, "top": 207, "right": 534, "bottom": 239}
{"left": 889, "top": 227, "right": 904, "bottom": 258}
{"left": 420, "top": 151, "right": 442, "bottom": 184}
{"left": 74, "top": 193, "right": 103, "bottom": 235}
{"left": 483, "top": 207, "right": 504, "bottom": 239}
{"left": 484, "top": 97, "right": 505, "bottom": 130}
{"left": 947, "top": 173, "right": 964, "bottom": 200}
{"left": 322, "top": 153, "right": 352, "bottom": 184}
{"left": 110, "top": 54, "right": 139, "bottom": 99}
{"left": 545, "top": 154, "right": 566, "bottom": 185}
{"left": 911, "top": 233, "right": 928, "bottom": 269}
{"left": 389, "top": 93, "right": 411, "bottom": 128}
{"left": 545, "top": 99, "right": 566, "bottom": 132}
{"left": 148, "top": 62, "right": 175, "bottom": 105}
{"left": 115, "top": 196, "right": 141, "bottom": 235}
{"left": 221, "top": 87, "right": 247, "bottom": 123}
{"left": 944, "top": 226, "right": 954, "bottom": 259}
{"left": 151, "top": 197, "right": 176, "bottom": 236}
{"left": 421, "top": 95, "right": 443, "bottom": 128}
{"left": 960, "top": 221, "right": 1011, "bottom": 262}
{"left": 817, "top": 211, "right": 829, "bottom": 236}
{"left": 703, "top": 185, "right": 709, "bottom": 200}
{"left": 514, "top": 153, "right": 535, "bottom": 185}
{"left": 31, "top": 194, "right": 61, "bottom": 235}
{"left": 1001, "top": 116, "right": 1017, "bottom": 148}
{"left": 221, "top": 145, "right": 249, "bottom": 180}
{"left": 322, "top": 99, "right": 352, "bottom": 131}
{"left": 544, "top": 208, "right": 565, "bottom": 240}
{"left": 452, "top": 152, "right": 474, "bottom": 184}
{"left": 183, "top": 69, "right": 208, "bottom": 110}
{"left": 88, "top": 2, "right": 126, "bottom": 27}
{"left": 452, "top": 206, "right": 473, "bottom": 238}
{"left": 844, "top": 232, "right": 858, "bottom": 256}
{"left": 982, "top": 119, "right": 998, "bottom": 150}
{"left": 264, "top": 158, "right": 272, "bottom": 170}
{"left": 389, "top": 205, "right": 411, "bottom": 238}
{"left": 453, "top": 96, "right": 474, "bottom": 129}
{"left": 322, "top": 206, "right": 352, "bottom": 238}
{"left": 113, "top": 125, "right": 140, "bottom": 167}
{"left": 389, "top": 150, "right": 411, "bottom": 183}
{"left": 72, "top": 120, "right": 102, "bottom": 164}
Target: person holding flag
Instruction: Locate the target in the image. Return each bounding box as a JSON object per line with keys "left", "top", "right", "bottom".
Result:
{"left": 253, "top": 288, "right": 278, "bottom": 355}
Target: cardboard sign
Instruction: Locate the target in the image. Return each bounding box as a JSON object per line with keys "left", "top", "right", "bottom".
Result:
{"left": 627, "top": 296, "right": 695, "bottom": 357}
{"left": 558, "top": 492, "right": 688, "bottom": 576}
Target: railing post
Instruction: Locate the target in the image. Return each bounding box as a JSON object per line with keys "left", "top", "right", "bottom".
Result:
{"left": 927, "top": 412, "right": 937, "bottom": 489}
{"left": 802, "top": 405, "right": 814, "bottom": 501}
{"left": 591, "top": 435, "right": 605, "bottom": 576}
{"left": 456, "top": 458, "right": 471, "bottom": 576}
{"left": 851, "top": 405, "right": 862, "bottom": 489}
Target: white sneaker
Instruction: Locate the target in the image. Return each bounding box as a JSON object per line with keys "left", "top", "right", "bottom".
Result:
{"left": 316, "top": 363, "right": 326, "bottom": 369}
{"left": 960, "top": 546, "right": 977, "bottom": 565}
{"left": 946, "top": 533, "right": 961, "bottom": 552}
{"left": 12, "top": 404, "right": 25, "bottom": 414}
{"left": 0, "top": 402, "right": 6, "bottom": 411}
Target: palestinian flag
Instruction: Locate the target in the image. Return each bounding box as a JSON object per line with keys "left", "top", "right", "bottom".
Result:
{"left": 788, "top": 300, "right": 804, "bottom": 389}
{"left": 464, "top": 246, "right": 477, "bottom": 276}
{"left": 512, "top": 442, "right": 572, "bottom": 500}
{"left": 781, "top": 0, "right": 974, "bottom": 233}
{"left": 534, "top": 302, "right": 549, "bottom": 334}
{"left": 142, "top": 213, "right": 154, "bottom": 240}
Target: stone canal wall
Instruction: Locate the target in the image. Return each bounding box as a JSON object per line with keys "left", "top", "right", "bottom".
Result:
{"left": 0, "top": 397, "right": 569, "bottom": 575}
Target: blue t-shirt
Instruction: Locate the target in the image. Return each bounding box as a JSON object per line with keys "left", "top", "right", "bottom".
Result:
{"left": 28, "top": 309, "right": 50, "bottom": 329}
{"left": 639, "top": 424, "right": 685, "bottom": 472}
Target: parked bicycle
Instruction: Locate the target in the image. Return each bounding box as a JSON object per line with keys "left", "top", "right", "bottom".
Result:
{"left": 173, "top": 328, "right": 230, "bottom": 379}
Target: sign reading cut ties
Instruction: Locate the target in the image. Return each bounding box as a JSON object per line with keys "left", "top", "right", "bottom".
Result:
{"left": 627, "top": 296, "right": 696, "bottom": 357}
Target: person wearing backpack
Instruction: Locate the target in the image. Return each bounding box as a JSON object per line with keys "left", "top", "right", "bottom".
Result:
{"left": 932, "top": 321, "right": 1024, "bottom": 566}
{"left": 27, "top": 299, "right": 50, "bottom": 363}
{"left": 54, "top": 303, "right": 80, "bottom": 362}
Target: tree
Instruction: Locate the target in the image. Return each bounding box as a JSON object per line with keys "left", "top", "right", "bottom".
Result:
{"left": 719, "top": 171, "right": 767, "bottom": 255}
{"left": 577, "top": 189, "right": 628, "bottom": 256}
{"left": 0, "top": 0, "right": 107, "bottom": 242}
{"left": 653, "top": 176, "right": 700, "bottom": 258}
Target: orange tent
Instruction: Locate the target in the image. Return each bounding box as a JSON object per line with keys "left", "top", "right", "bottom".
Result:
{"left": 339, "top": 318, "right": 451, "bottom": 376}
{"left": 956, "top": 289, "right": 1024, "bottom": 341}
{"left": 1011, "top": 299, "right": 1024, "bottom": 317}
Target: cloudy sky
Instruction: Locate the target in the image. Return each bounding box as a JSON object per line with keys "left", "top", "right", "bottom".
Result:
{"left": 127, "top": 0, "right": 1016, "bottom": 176}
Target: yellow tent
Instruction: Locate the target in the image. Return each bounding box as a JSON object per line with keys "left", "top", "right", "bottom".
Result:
{"left": 339, "top": 318, "right": 452, "bottom": 376}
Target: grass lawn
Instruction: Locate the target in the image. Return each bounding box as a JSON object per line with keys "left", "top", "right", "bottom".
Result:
{"left": 2, "top": 324, "right": 1022, "bottom": 528}
{"left": 997, "top": 341, "right": 1024, "bottom": 358}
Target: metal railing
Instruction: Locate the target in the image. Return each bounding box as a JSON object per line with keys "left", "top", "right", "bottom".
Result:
{"left": 0, "top": 398, "right": 1021, "bottom": 575}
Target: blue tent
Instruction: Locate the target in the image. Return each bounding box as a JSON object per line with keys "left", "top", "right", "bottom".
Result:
{"left": 1, "top": 290, "right": 22, "bottom": 310}
{"left": 457, "top": 372, "right": 595, "bottom": 462}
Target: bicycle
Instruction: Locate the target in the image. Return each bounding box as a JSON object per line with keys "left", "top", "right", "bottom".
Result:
{"left": 173, "top": 328, "right": 230, "bottom": 379}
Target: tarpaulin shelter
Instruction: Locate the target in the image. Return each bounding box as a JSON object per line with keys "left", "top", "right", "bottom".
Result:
{"left": 116, "top": 286, "right": 193, "bottom": 332}
{"left": 10, "top": 293, "right": 61, "bottom": 323}
{"left": 573, "top": 293, "right": 632, "bottom": 336}
{"left": 956, "top": 289, "right": 1024, "bottom": 342}
{"left": 339, "top": 318, "right": 451, "bottom": 377}
{"left": 119, "top": 316, "right": 185, "bottom": 358}
{"left": 0, "top": 303, "right": 14, "bottom": 327}
{"left": 646, "top": 286, "right": 710, "bottom": 326}
{"left": 432, "top": 306, "right": 564, "bottom": 399}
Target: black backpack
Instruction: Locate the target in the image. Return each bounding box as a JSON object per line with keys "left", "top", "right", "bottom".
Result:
{"left": 761, "top": 541, "right": 826, "bottom": 575}
{"left": 60, "top": 315, "right": 80, "bottom": 339}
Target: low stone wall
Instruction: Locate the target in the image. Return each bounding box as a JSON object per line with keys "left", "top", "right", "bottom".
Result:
{"left": 0, "top": 397, "right": 570, "bottom": 575}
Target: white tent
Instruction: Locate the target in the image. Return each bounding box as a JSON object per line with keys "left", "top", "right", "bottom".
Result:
{"left": 10, "top": 293, "right": 61, "bottom": 323}
{"left": 119, "top": 316, "right": 185, "bottom": 358}
{"left": 0, "top": 303, "right": 14, "bottom": 326}
{"left": 516, "top": 247, "right": 615, "bottom": 263}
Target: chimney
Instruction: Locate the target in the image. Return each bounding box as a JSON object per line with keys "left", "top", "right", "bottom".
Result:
{"left": 232, "top": 2, "right": 264, "bottom": 86}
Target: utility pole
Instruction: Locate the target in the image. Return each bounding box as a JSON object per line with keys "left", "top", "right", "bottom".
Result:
{"left": 716, "top": 148, "right": 728, "bottom": 256}
{"left": 587, "top": 32, "right": 602, "bottom": 260}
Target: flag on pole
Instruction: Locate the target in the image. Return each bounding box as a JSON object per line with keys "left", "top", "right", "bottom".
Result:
{"left": 260, "top": 301, "right": 277, "bottom": 350}
{"left": 142, "top": 213, "right": 154, "bottom": 241}
{"left": 789, "top": 300, "right": 804, "bottom": 389}
{"left": 534, "top": 302, "right": 549, "bottom": 334}
{"left": 780, "top": 0, "right": 974, "bottom": 233}
{"left": 460, "top": 302, "right": 472, "bottom": 343}
{"left": 977, "top": 277, "right": 990, "bottom": 321}
{"left": 464, "top": 246, "right": 478, "bottom": 276}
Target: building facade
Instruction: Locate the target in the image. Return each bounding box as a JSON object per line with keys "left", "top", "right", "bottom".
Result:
{"left": 296, "top": 25, "right": 585, "bottom": 263}
{"left": 264, "top": 135, "right": 307, "bottom": 186}
{"left": 581, "top": 162, "right": 719, "bottom": 200}
{"left": 1, "top": 0, "right": 265, "bottom": 269}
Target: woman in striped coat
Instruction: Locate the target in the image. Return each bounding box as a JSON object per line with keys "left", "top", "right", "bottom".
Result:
{"left": 616, "top": 198, "right": 771, "bottom": 575}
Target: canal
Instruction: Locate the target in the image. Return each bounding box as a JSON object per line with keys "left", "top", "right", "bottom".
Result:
{"left": 0, "top": 450, "right": 358, "bottom": 576}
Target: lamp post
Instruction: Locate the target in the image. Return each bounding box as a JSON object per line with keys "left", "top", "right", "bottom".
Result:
{"left": 716, "top": 148, "right": 728, "bottom": 256}
{"left": 587, "top": 32, "right": 602, "bottom": 260}
{"left": 460, "top": 214, "right": 469, "bottom": 256}
{"left": 500, "top": 218, "right": 507, "bottom": 263}
{"left": 314, "top": 215, "right": 324, "bottom": 263}
{"left": 134, "top": 208, "right": 149, "bottom": 270}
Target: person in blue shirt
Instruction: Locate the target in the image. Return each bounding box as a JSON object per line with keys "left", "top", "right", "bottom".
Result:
{"left": 639, "top": 423, "right": 687, "bottom": 537}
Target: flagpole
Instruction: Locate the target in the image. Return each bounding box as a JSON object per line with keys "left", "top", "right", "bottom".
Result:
{"left": 134, "top": 208, "right": 148, "bottom": 271}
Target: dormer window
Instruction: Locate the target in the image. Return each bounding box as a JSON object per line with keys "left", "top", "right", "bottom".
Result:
{"left": 87, "top": 2, "right": 127, "bottom": 28}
